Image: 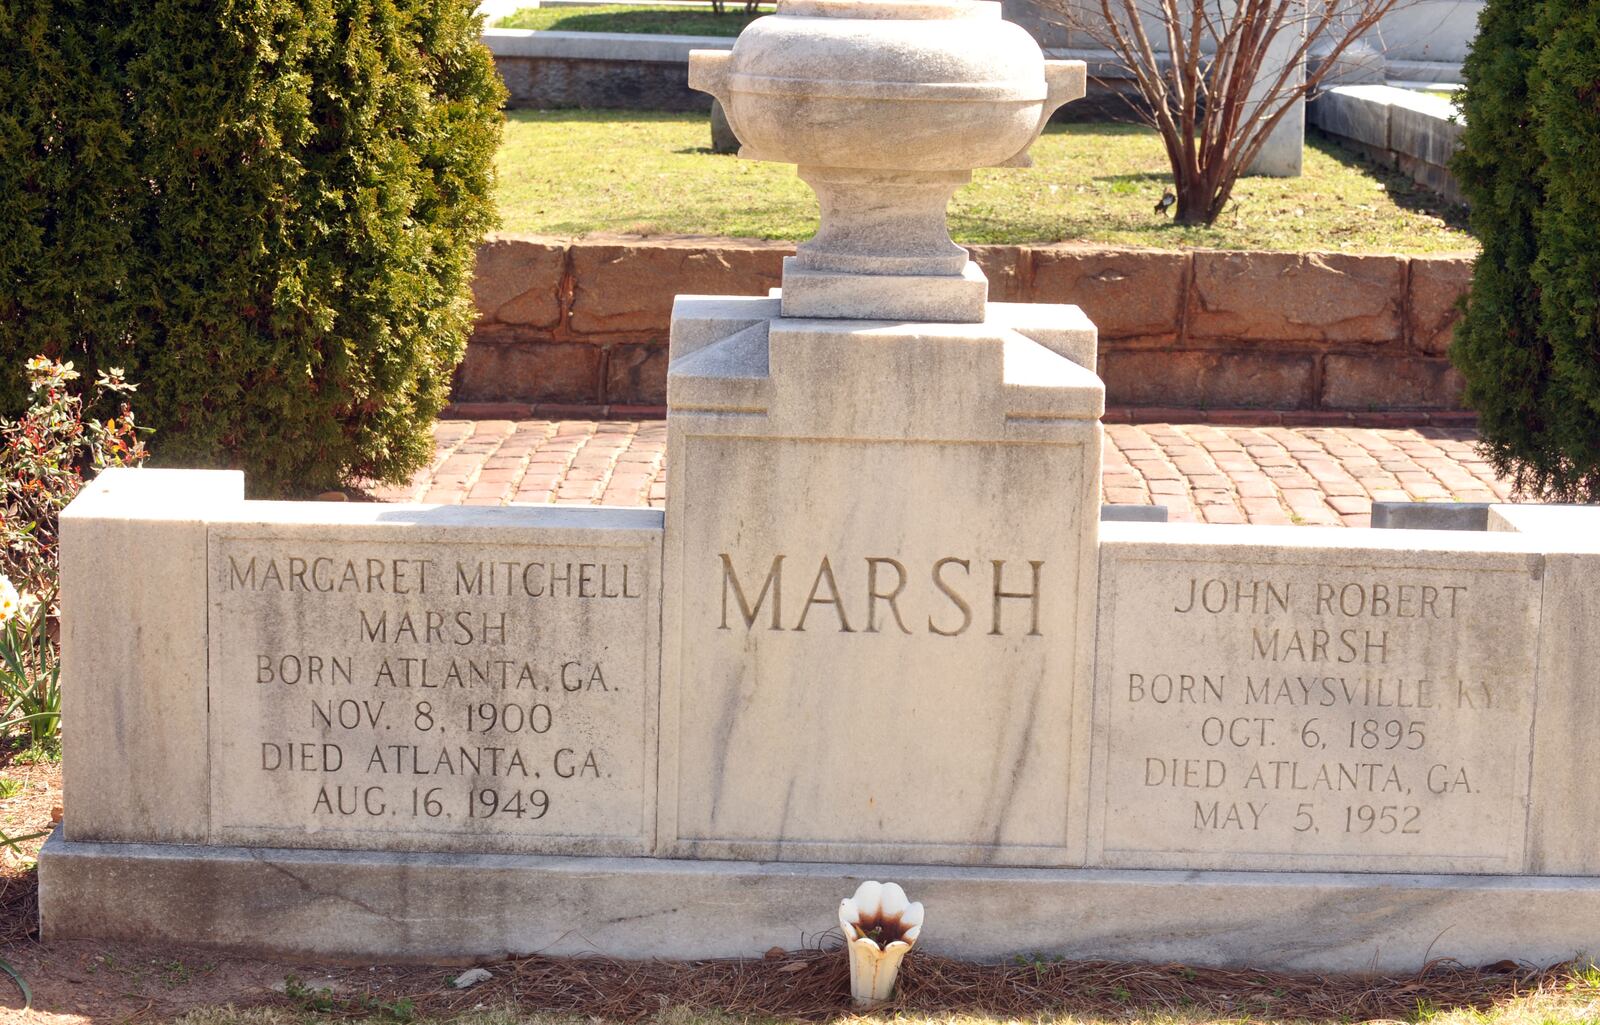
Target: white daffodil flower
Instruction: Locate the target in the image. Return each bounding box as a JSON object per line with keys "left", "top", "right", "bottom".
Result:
{"left": 838, "top": 880, "right": 925, "bottom": 1007}
{"left": 0, "top": 576, "right": 19, "bottom": 628}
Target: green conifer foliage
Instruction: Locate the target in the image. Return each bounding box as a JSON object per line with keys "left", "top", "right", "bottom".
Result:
{"left": 1529, "top": 0, "right": 1600, "bottom": 500}
{"left": 1450, "top": 0, "right": 1556, "bottom": 497}
{"left": 0, "top": 0, "right": 503, "bottom": 495}
{"left": 0, "top": 0, "right": 140, "bottom": 415}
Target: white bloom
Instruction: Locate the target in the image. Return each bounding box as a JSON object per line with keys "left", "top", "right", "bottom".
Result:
{"left": 0, "top": 577, "right": 18, "bottom": 628}
{"left": 839, "top": 880, "right": 924, "bottom": 948}
{"left": 839, "top": 880, "right": 924, "bottom": 1008}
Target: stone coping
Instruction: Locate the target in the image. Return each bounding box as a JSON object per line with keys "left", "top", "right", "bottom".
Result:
{"left": 483, "top": 26, "right": 731, "bottom": 61}
{"left": 480, "top": 34, "right": 1142, "bottom": 80}
{"left": 478, "top": 28, "right": 1461, "bottom": 85}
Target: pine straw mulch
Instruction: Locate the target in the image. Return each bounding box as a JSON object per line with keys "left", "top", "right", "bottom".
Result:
{"left": 0, "top": 901, "right": 1588, "bottom": 1022}
{"left": 360, "top": 947, "right": 1583, "bottom": 1024}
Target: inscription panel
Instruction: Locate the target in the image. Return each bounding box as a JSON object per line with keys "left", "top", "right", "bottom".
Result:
{"left": 208, "top": 523, "right": 659, "bottom": 855}
{"left": 1093, "top": 542, "right": 1542, "bottom": 873}
{"left": 662, "top": 430, "right": 1099, "bottom": 866}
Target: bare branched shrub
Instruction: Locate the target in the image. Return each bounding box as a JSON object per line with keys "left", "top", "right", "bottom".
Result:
{"left": 1039, "top": 0, "right": 1406, "bottom": 224}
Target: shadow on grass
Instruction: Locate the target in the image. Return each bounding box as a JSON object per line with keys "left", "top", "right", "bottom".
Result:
{"left": 1090, "top": 171, "right": 1171, "bottom": 184}
{"left": 531, "top": 7, "right": 768, "bottom": 36}
{"left": 504, "top": 108, "right": 699, "bottom": 126}
{"left": 1307, "top": 128, "right": 1472, "bottom": 234}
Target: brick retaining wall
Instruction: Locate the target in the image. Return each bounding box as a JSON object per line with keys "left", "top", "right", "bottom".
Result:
{"left": 461, "top": 234, "right": 1475, "bottom": 414}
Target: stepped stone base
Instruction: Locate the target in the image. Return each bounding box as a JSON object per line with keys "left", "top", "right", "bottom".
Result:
{"left": 39, "top": 828, "right": 1600, "bottom": 971}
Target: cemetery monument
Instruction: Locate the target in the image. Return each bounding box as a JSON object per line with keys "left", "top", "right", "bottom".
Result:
{"left": 37, "top": 0, "right": 1600, "bottom": 972}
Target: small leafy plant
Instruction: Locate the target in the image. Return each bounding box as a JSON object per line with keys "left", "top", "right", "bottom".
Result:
{"left": 281, "top": 975, "right": 415, "bottom": 1021}
{"left": 0, "top": 356, "right": 147, "bottom": 756}
{"left": 1, "top": 356, "right": 148, "bottom": 598}
{"left": 0, "top": 578, "right": 59, "bottom": 750}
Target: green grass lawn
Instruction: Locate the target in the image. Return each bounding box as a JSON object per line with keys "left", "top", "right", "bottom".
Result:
{"left": 496, "top": 4, "right": 771, "bottom": 35}
{"left": 496, "top": 111, "right": 1475, "bottom": 252}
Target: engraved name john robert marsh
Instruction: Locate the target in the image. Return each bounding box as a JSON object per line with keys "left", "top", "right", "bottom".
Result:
{"left": 221, "top": 549, "right": 643, "bottom": 830}
{"left": 1110, "top": 573, "right": 1525, "bottom": 858}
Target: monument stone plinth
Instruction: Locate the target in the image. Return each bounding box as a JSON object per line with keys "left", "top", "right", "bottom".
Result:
{"left": 665, "top": 0, "right": 1100, "bottom": 865}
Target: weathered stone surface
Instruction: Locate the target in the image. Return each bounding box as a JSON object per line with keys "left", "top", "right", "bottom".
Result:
{"left": 1389, "top": 91, "right": 1463, "bottom": 171}
{"left": 662, "top": 306, "right": 1103, "bottom": 866}
{"left": 1488, "top": 504, "right": 1600, "bottom": 874}
{"left": 1242, "top": 10, "right": 1305, "bottom": 178}
{"left": 1188, "top": 252, "right": 1404, "bottom": 345}
{"left": 1408, "top": 256, "right": 1474, "bottom": 357}
{"left": 709, "top": 99, "right": 740, "bottom": 155}
{"left": 969, "top": 246, "right": 1028, "bottom": 303}
{"left": 605, "top": 342, "right": 669, "bottom": 406}
{"left": 49, "top": 0, "right": 1600, "bottom": 975}
{"left": 779, "top": 258, "right": 988, "bottom": 323}
{"left": 1307, "top": 84, "right": 1466, "bottom": 202}
{"left": 41, "top": 830, "right": 1600, "bottom": 970}
{"left": 569, "top": 241, "right": 788, "bottom": 335}
{"left": 1101, "top": 350, "right": 1316, "bottom": 408}
{"left": 472, "top": 237, "right": 566, "bottom": 328}
{"left": 1031, "top": 247, "right": 1189, "bottom": 340}
{"left": 459, "top": 242, "right": 1477, "bottom": 413}
{"left": 485, "top": 28, "right": 728, "bottom": 112}
{"left": 989, "top": 300, "right": 1099, "bottom": 372}
{"left": 1093, "top": 522, "right": 1544, "bottom": 872}
{"left": 1397, "top": 153, "right": 1464, "bottom": 206}
{"left": 60, "top": 469, "right": 243, "bottom": 844}
{"left": 668, "top": 295, "right": 782, "bottom": 363}
{"left": 454, "top": 337, "right": 603, "bottom": 404}
{"left": 1308, "top": 85, "right": 1392, "bottom": 150}
{"left": 1322, "top": 354, "right": 1464, "bottom": 410}
{"left": 205, "top": 504, "right": 662, "bottom": 856}
{"left": 1370, "top": 501, "right": 1490, "bottom": 531}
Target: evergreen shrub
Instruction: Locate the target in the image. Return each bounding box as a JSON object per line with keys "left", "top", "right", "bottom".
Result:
{"left": 1453, "top": 0, "right": 1600, "bottom": 500}
{"left": 0, "top": 0, "right": 504, "bottom": 495}
{"left": 1528, "top": 0, "right": 1600, "bottom": 500}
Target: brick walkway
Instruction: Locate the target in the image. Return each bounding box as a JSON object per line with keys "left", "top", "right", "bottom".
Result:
{"left": 370, "top": 419, "right": 1516, "bottom": 527}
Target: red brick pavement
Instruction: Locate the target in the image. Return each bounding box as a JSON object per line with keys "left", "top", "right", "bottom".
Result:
{"left": 369, "top": 419, "right": 1517, "bottom": 527}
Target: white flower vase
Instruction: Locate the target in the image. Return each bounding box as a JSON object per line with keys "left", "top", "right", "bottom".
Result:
{"left": 838, "top": 880, "right": 924, "bottom": 1009}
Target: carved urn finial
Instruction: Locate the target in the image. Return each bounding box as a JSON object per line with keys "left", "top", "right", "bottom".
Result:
{"left": 689, "top": 0, "right": 1085, "bottom": 322}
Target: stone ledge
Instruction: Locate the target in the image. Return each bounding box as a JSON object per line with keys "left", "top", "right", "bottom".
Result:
{"left": 39, "top": 828, "right": 1600, "bottom": 971}
{"left": 1309, "top": 85, "right": 1465, "bottom": 204}
{"left": 483, "top": 28, "right": 732, "bottom": 63}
